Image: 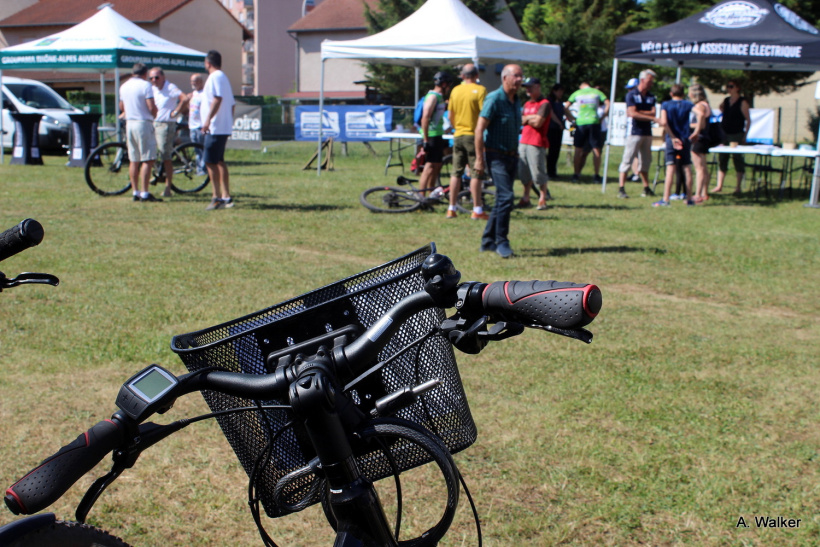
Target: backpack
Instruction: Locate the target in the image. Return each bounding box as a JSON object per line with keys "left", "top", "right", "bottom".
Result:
{"left": 412, "top": 95, "right": 426, "bottom": 127}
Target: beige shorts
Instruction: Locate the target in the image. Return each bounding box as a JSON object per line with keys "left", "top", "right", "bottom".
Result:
{"left": 126, "top": 120, "right": 157, "bottom": 162}
{"left": 154, "top": 121, "right": 177, "bottom": 161}
{"left": 619, "top": 135, "right": 652, "bottom": 173}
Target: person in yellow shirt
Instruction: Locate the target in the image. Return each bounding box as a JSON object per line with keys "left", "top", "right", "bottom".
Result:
{"left": 447, "top": 64, "right": 488, "bottom": 219}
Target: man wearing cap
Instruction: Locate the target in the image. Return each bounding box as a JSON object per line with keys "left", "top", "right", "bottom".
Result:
{"left": 566, "top": 82, "right": 609, "bottom": 183}
{"left": 517, "top": 77, "right": 551, "bottom": 210}
{"left": 474, "top": 64, "right": 523, "bottom": 259}
{"left": 447, "top": 63, "right": 488, "bottom": 220}
{"left": 418, "top": 71, "right": 455, "bottom": 216}
{"left": 617, "top": 69, "right": 659, "bottom": 198}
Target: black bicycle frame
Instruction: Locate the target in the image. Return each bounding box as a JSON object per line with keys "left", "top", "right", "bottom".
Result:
{"left": 289, "top": 357, "right": 397, "bottom": 546}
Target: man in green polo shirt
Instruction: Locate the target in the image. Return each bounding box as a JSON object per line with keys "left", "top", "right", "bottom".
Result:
{"left": 418, "top": 71, "right": 454, "bottom": 205}
{"left": 566, "top": 82, "right": 609, "bottom": 183}
{"left": 474, "top": 64, "right": 523, "bottom": 259}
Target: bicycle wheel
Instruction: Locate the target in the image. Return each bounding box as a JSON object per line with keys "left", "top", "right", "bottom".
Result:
{"left": 5, "top": 518, "right": 132, "bottom": 547}
{"left": 85, "top": 142, "right": 131, "bottom": 196}
{"left": 360, "top": 187, "right": 422, "bottom": 213}
{"left": 455, "top": 189, "right": 495, "bottom": 214}
{"left": 169, "top": 142, "right": 210, "bottom": 194}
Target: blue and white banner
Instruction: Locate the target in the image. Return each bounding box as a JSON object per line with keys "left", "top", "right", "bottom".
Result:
{"left": 295, "top": 105, "right": 392, "bottom": 142}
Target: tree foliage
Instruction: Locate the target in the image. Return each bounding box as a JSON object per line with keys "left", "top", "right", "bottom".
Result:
{"left": 362, "top": 0, "right": 500, "bottom": 105}
{"left": 517, "top": 0, "right": 640, "bottom": 97}
{"left": 516, "top": 0, "right": 820, "bottom": 103}
{"left": 363, "top": 0, "right": 820, "bottom": 106}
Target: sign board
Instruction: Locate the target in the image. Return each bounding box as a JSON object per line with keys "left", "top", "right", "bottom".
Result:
{"left": 606, "top": 103, "right": 774, "bottom": 146}
{"left": 295, "top": 105, "right": 392, "bottom": 142}
{"left": 227, "top": 104, "right": 262, "bottom": 150}
{"left": 608, "top": 102, "right": 630, "bottom": 147}
{"left": 711, "top": 108, "right": 775, "bottom": 144}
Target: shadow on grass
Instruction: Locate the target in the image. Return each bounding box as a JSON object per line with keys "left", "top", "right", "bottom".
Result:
{"left": 521, "top": 245, "right": 668, "bottom": 258}
{"left": 703, "top": 193, "right": 781, "bottom": 207}
{"left": 240, "top": 202, "right": 353, "bottom": 212}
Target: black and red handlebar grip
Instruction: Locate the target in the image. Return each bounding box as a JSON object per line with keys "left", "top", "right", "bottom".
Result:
{"left": 5, "top": 419, "right": 124, "bottom": 515}
{"left": 0, "top": 219, "right": 45, "bottom": 263}
{"left": 482, "top": 281, "right": 602, "bottom": 329}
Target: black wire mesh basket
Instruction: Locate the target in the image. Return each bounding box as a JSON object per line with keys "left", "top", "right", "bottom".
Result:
{"left": 170, "top": 243, "right": 476, "bottom": 517}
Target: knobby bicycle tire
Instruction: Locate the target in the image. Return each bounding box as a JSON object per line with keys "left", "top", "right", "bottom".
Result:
{"left": 456, "top": 189, "right": 495, "bottom": 214}
{"left": 85, "top": 142, "right": 131, "bottom": 196}
{"left": 169, "top": 142, "right": 210, "bottom": 194}
{"left": 5, "top": 519, "right": 132, "bottom": 547}
{"left": 360, "top": 187, "right": 423, "bottom": 213}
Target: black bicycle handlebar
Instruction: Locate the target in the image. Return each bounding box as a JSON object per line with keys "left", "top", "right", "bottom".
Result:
{"left": 5, "top": 419, "right": 126, "bottom": 515}
{"left": 0, "top": 219, "right": 44, "bottom": 263}
{"left": 4, "top": 268, "right": 602, "bottom": 518}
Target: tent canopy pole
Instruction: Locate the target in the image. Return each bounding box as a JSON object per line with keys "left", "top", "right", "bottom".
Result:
{"left": 603, "top": 58, "right": 619, "bottom": 193}
{"left": 318, "top": 59, "right": 325, "bottom": 176}
{"left": 100, "top": 72, "right": 106, "bottom": 123}
{"left": 114, "top": 67, "right": 121, "bottom": 141}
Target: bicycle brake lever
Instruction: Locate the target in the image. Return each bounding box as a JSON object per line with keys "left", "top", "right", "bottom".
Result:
{"left": 0, "top": 271, "right": 60, "bottom": 290}
{"left": 526, "top": 323, "right": 594, "bottom": 344}
{"left": 441, "top": 315, "right": 525, "bottom": 354}
{"left": 76, "top": 420, "right": 188, "bottom": 523}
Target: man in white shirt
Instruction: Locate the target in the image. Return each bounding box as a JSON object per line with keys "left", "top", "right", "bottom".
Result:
{"left": 201, "top": 50, "right": 236, "bottom": 210}
{"left": 119, "top": 63, "right": 160, "bottom": 202}
{"left": 188, "top": 73, "right": 206, "bottom": 176}
{"left": 149, "top": 67, "right": 186, "bottom": 197}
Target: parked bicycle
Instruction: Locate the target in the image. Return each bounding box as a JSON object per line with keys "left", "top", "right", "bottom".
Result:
{"left": 360, "top": 175, "right": 495, "bottom": 214}
{"left": 1, "top": 228, "right": 601, "bottom": 546}
{"left": 84, "top": 124, "right": 209, "bottom": 197}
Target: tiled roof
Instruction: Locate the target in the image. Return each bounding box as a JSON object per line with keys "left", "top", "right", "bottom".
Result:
{"left": 3, "top": 0, "right": 207, "bottom": 27}
{"left": 288, "top": 0, "right": 378, "bottom": 33}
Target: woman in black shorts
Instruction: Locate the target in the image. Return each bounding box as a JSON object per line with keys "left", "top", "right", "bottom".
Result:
{"left": 688, "top": 84, "right": 712, "bottom": 204}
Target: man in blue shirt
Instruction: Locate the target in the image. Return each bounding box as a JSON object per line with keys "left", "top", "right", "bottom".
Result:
{"left": 474, "top": 64, "right": 523, "bottom": 258}
{"left": 617, "top": 69, "right": 658, "bottom": 198}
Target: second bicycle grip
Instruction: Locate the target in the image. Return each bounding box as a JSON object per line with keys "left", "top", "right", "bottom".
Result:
{"left": 4, "top": 419, "right": 125, "bottom": 515}
{"left": 0, "top": 219, "right": 44, "bottom": 263}
{"left": 481, "top": 280, "right": 601, "bottom": 329}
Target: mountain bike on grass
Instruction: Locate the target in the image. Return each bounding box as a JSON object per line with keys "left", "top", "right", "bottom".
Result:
{"left": 360, "top": 175, "right": 495, "bottom": 214}
{"left": 1, "top": 227, "right": 601, "bottom": 546}
{"left": 84, "top": 126, "right": 209, "bottom": 197}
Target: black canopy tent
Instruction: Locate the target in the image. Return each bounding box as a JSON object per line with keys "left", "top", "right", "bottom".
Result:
{"left": 603, "top": 0, "right": 820, "bottom": 206}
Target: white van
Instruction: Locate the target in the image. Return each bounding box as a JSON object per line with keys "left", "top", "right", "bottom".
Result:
{"left": 1, "top": 76, "right": 84, "bottom": 151}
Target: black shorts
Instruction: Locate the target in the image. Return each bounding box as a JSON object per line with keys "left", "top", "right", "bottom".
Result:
{"left": 574, "top": 124, "right": 603, "bottom": 150}
{"left": 204, "top": 134, "right": 229, "bottom": 164}
{"left": 691, "top": 138, "right": 711, "bottom": 155}
{"left": 423, "top": 135, "right": 446, "bottom": 164}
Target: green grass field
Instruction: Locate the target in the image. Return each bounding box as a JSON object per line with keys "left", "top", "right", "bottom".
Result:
{"left": 0, "top": 141, "right": 818, "bottom": 546}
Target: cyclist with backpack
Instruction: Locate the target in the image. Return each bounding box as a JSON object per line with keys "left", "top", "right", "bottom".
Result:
{"left": 417, "top": 71, "right": 455, "bottom": 215}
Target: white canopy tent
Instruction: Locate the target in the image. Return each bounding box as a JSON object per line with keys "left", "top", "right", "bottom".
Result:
{"left": 0, "top": 6, "right": 206, "bottom": 161}
{"left": 315, "top": 0, "right": 561, "bottom": 173}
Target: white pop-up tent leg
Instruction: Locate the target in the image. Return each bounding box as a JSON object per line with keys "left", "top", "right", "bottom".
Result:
{"left": 807, "top": 133, "right": 820, "bottom": 208}
{"left": 603, "top": 59, "right": 619, "bottom": 193}
{"left": 114, "top": 66, "right": 121, "bottom": 141}
{"left": 317, "top": 59, "right": 325, "bottom": 176}
{"left": 100, "top": 72, "right": 105, "bottom": 123}
{"left": 414, "top": 65, "right": 420, "bottom": 104}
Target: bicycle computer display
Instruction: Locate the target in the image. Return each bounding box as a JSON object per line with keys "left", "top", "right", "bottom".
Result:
{"left": 116, "top": 364, "right": 179, "bottom": 421}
